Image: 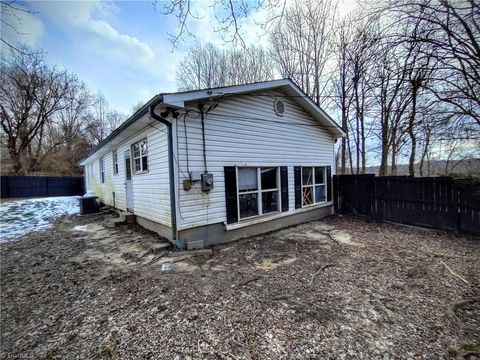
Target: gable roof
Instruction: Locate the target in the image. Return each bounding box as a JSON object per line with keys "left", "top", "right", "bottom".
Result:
{"left": 78, "top": 79, "right": 344, "bottom": 165}
{"left": 162, "top": 79, "right": 344, "bottom": 137}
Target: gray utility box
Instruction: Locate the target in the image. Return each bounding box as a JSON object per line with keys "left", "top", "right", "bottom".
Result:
{"left": 201, "top": 173, "right": 214, "bottom": 192}
{"left": 79, "top": 196, "right": 99, "bottom": 215}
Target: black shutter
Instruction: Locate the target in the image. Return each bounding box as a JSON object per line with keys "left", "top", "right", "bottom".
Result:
{"left": 280, "top": 166, "right": 289, "bottom": 212}
{"left": 224, "top": 167, "right": 238, "bottom": 224}
{"left": 326, "top": 165, "right": 332, "bottom": 202}
{"left": 294, "top": 166, "right": 302, "bottom": 209}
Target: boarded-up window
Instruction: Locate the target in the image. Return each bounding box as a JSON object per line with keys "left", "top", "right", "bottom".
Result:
{"left": 132, "top": 139, "right": 148, "bottom": 173}
{"left": 301, "top": 166, "right": 326, "bottom": 206}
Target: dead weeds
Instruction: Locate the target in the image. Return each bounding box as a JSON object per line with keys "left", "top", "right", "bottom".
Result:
{"left": 1, "top": 213, "right": 479, "bottom": 359}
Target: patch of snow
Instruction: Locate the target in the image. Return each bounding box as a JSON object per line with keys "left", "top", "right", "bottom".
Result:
{"left": 72, "top": 225, "right": 88, "bottom": 232}
{"left": 0, "top": 196, "right": 79, "bottom": 242}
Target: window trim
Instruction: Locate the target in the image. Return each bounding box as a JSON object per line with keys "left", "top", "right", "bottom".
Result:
{"left": 301, "top": 166, "right": 327, "bottom": 207}
{"left": 132, "top": 138, "right": 149, "bottom": 174}
{"left": 113, "top": 151, "right": 119, "bottom": 175}
{"left": 236, "top": 166, "right": 281, "bottom": 221}
{"left": 100, "top": 158, "right": 105, "bottom": 184}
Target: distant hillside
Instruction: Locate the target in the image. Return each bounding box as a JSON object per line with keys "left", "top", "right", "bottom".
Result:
{"left": 363, "top": 159, "right": 480, "bottom": 177}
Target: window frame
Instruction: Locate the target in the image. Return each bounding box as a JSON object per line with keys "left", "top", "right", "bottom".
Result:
{"left": 100, "top": 158, "right": 105, "bottom": 184}
{"left": 113, "top": 151, "right": 119, "bottom": 175}
{"left": 132, "top": 138, "right": 148, "bottom": 174}
{"left": 301, "top": 166, "right": 327, "bottom": 207}
{"left": 236, "top": 166, "right": 281, "bottom": 221}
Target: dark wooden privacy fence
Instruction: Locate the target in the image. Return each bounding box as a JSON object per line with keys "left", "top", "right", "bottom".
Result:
{"left": 0, "top": 176, "right": 84, "bottom": 198}
{"left": 334, "top": 175, "right": 480, "bottom": 235}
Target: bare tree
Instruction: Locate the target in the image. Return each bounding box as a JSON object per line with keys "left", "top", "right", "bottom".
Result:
{"left": 380, "top": 0, "right": 480, "bottom": 127}
{"left": 0, "top": 1, "right": 38, "bottom": 54}
{"left": 0, "top": 50, "right": 76, "bottom": 174}
{"left": 371, "top": 42, "right": 412, "bottom": 176}
{"left": 176, "top": 43, "right": 275, "bottom": 90}
{"left": 23, "top": 79, "right": 93, "bottom": 173}
{"left": 84, "top": 93, "right": 124, "bottom": 146}
{"left": 333, "top": 18, "right": 355, "bottom": 174}
{"left": 403, "top": 44, "right": 434, "bottom": 176}
{"left": 346, "top": 22, "right": 379, "bottom": 174}
{"left": 157, "top": 0, "right": 287, "bottom": 47}
{"left": 270, "top": 0, "right": 337, "bottom": 107}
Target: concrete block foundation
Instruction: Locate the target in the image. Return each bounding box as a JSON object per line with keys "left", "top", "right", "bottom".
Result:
{"left": 178, "top": 205, "right": 333, "bottom": 249}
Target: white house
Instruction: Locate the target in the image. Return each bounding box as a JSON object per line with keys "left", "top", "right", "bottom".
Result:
{"left": 78, "top": 79, "right": 345, "bottom": 249}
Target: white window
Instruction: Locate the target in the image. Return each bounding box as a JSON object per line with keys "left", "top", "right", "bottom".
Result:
{"left": 100, "top": 158, "right": 105, "bottom": 184}
{"left": 132, "top": 139, "right": 148, "bottom": 173}
{"left": 237, "top": 167, "right": 280, "bottom": 220}
{"left": 113, "top": 151, "right": 119, "bottom": 175}
{"left": 302, "top": 166, "right": 326, "bottom": 206}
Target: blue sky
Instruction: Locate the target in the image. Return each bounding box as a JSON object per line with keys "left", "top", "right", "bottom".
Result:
{"left": 4, "top": 0, "right": 357, "bottom": 115}
{"left": 4, "top": 1, "right": 223, "bottom": 114}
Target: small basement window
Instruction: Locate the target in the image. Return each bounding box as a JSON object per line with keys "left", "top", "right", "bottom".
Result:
{"left": 113, "top": 151, "right": 119, "bottom": 175}
{"left": 100, "top": 158, "right": 105, "bottom": 184}
{"left": 237, "top": 167, "right": 280, "bottom": 220}
{"left": 302, "top": 166, "right": 326, "bottom": 206}
{"left": 132, "top": 139, "right": 148, "bottom": 173}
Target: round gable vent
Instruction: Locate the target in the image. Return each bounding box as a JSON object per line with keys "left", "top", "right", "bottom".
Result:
{"left": 274, "top": 98, "right": 285, "bottom": 116}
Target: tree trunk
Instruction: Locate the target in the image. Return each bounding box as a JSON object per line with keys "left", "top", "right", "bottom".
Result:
{"left": 340, "top": 100, "right": 348, "bottom": 175}
{"left": 10, "top": 150, "right": 24, "bottom": 175}
{"left": 419, "top": 128, "right": 430, "bottom": 176}
{"left": 354, "top": 76, "right": 360, "bottom": 175}
{"left": 391, "top": 136, "right": 397, "bottom": 176}
{"left": 408, "top": 85, "right": 419, "bottom": 176}
{"left": 379, "top": 106, "right": 389, "bottom": 176}
{"left": 360, "top": 88, "right": 366, "bottom": 174}
{"left": 348, "top": 135, "right": 354, "bottom": 174}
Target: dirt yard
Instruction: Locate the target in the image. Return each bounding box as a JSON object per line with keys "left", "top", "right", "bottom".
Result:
{"left": 1, "top": 212, "right": 479, "bottom": 359}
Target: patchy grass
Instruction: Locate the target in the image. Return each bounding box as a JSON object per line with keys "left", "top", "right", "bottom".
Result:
{"left": 1, "top": 213, "right": 479, "bottom": 359}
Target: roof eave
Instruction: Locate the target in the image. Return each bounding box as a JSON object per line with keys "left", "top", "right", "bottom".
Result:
{"left": 163, "top": 78, "right": 345, "bottom": 138}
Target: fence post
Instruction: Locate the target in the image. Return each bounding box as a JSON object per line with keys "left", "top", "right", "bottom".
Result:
{"left": 6, "top": 176, "right": 10, "bottom": 198}
{"left": 369, "top": 174, "right": 375, "bottom": 221}
{"left": 452, "top": 180, "right": 460, "bottom": 234}
{"left": 333, "top": 175, "right": 338, "bottom": 215}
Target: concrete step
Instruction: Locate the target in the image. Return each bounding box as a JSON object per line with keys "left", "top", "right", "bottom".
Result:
{"left": 112, "top": 211, "right": 136, "bottom": 226}
{"left": 151, "top": 243, "right": 171, "bottom": 254}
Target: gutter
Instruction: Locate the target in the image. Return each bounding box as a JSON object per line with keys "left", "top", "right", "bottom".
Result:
{"left": 149, "top": 104, "right": 179, "bottom": 247}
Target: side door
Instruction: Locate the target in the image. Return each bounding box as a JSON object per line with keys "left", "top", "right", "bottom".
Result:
{"left": 124, "top": 149, "right": 134, "bottom": 211}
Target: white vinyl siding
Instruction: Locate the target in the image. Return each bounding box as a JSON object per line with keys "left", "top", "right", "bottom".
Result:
{"left": 175, "top": 89, "right": 335, "bottom": 230}
{"left": 83, "top": 116, "right": 171, "bottom": 227}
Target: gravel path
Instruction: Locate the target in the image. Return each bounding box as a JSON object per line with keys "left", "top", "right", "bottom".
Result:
{"left": 1, "top": 213, "right": 479, "bottom": 359}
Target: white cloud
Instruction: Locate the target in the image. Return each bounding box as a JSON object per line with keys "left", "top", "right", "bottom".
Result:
{"left": 176, "top": 0, "right": 360, "bottom": 49}
{"left": 30, "top": 1, "right": 155, "bottom": 68}
{"left": 1, "top": 4, "right": 45, "bottom": 48}
{"left": 83, "top": 18, "right": 155, "bottom": 65}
